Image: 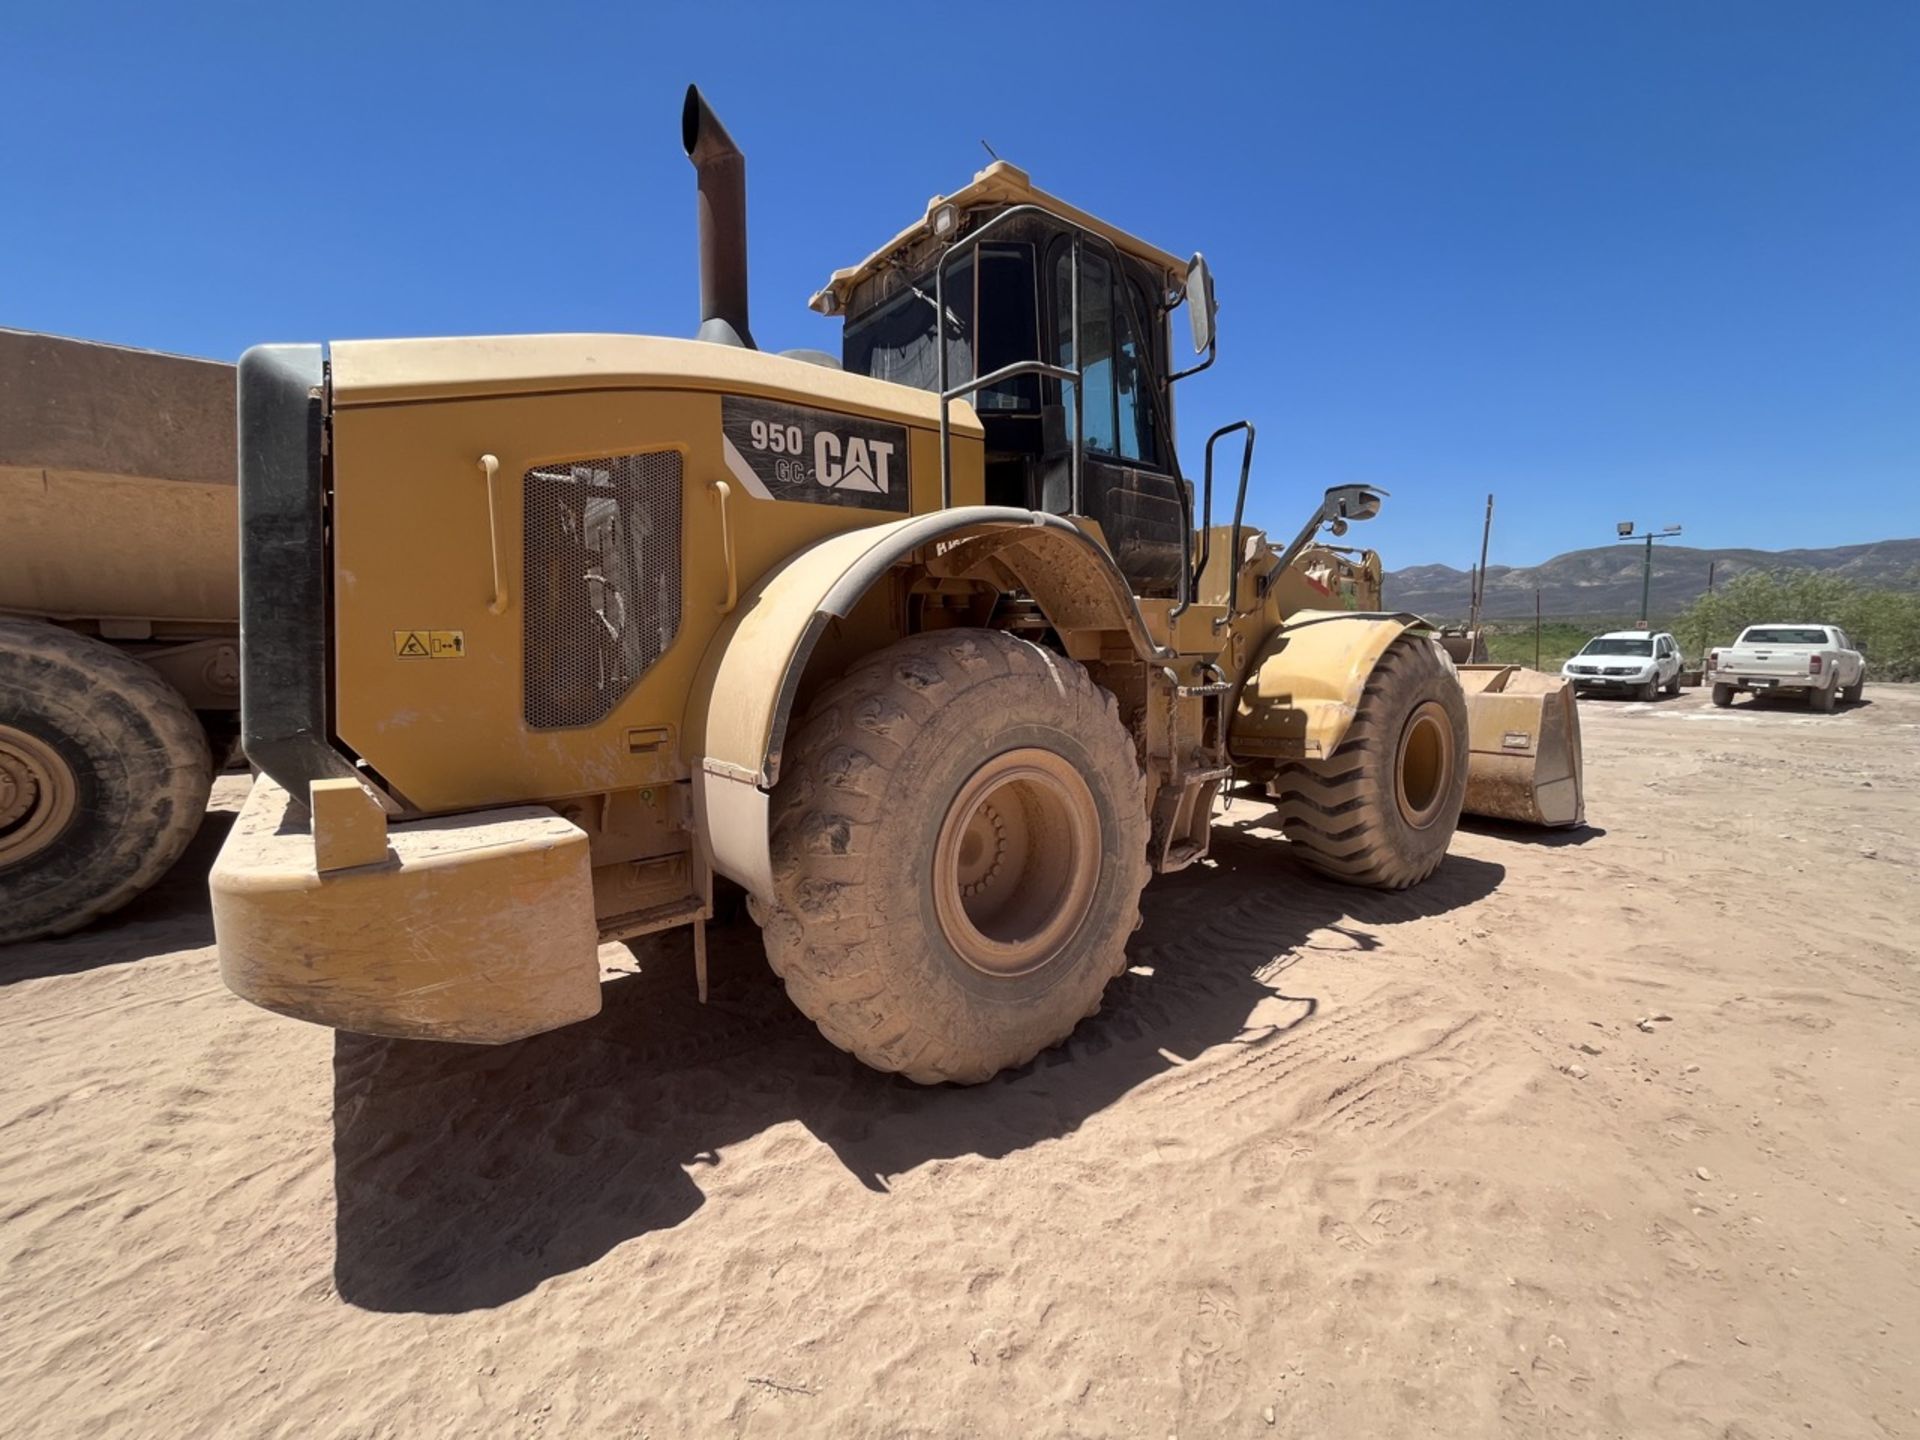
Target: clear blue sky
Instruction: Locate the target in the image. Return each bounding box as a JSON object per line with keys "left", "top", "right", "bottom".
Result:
{"left": 7, "top": 2, "right": 1916, "bottom": 567}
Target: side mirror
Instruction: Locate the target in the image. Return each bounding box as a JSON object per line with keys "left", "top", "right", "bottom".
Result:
{"left": 1323, "top": 484, "right": 1384, "bottom": 524}
{"left": 1258, "top": 483, "right": 1388, "bottom": 599}
{"left": 1185, "top": 253, "right": 1216, "bottom": 355}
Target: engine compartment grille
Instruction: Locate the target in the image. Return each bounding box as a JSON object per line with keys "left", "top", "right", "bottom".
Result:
{"left": 522, "top": 451, "right": 683, "bottom": 730}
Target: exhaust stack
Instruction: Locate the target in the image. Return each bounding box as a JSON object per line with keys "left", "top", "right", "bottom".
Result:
{"left": 682, "top": 85, "right": 754, "bottom": 350}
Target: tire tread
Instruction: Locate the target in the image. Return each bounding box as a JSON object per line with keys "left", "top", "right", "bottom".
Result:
{"left": 762, "top": 630, "right": 1149, "bottom": 1084}
{"left": 1268, "top": 635, "right": 1467, "bottom": 891}
{"left": 0, "top": 619, "right": 212, "bottom": 943}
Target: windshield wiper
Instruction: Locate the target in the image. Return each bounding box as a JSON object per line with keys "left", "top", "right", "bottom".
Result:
{"left": 905, "top": 280, "right": 966, "bottom": 337}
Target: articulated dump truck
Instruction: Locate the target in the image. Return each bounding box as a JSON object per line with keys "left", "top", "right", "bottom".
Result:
{"left": 1, "top": 330, "right": 238, "bottom": 943}
{"left": 211, "top": 87, "right": 1582, "bottom": 1082}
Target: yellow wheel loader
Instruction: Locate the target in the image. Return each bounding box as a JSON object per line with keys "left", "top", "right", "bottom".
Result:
{"left": 212, "top": 87, "right": 1581, "bottom": 1082}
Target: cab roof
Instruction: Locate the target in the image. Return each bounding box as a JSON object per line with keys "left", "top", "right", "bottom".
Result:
{"left": 809, "top": 161, "right": 1190, "bottom": 317}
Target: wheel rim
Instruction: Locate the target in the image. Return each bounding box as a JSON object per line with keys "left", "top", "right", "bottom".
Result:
{"left": 932, "top": 747, "right": 1101, "bottom": 978}
{"left": 1394, "top": 702, "right": 1454, "bottom": 830}
{"left": 0, "top": 724, "right": 78, "bottom": 868}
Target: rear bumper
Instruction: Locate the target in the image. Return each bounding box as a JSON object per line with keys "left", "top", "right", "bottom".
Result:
{"left": 1714, "top": 673, "right": 1819, "bottom": 691}
{"left": 212, "top": 776, "right": 601, "bottom": 1043}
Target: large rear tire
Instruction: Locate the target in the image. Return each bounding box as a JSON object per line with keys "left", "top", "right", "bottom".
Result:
{"left": 759, "top": 630, "right": 1149, "bottom": 1084}
{"left": 0, "top": 619, "right": 212, "bottom": 944}
{"left": 1270, "top": 634, "right": 1469, "bottom": 890}
{"left": 1711, "top": 683, "right": 1733, "bottom": 708}
{"left": 1811, "top": 681, "right": 1836, "bottom": 713}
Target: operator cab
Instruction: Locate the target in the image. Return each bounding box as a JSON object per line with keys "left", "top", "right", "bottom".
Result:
{"left": 812, "top": 162, "right": 1211, "bottom": 599}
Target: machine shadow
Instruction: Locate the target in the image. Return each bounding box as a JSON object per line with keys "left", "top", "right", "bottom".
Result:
{"left": 0, "top": 805, "right": 236, "bottom": 984}
{"left": 1458, "top": 816, "right": 1608, "bottom": 847}
{"left": 329, "top": 821, "right": 1505, "bottom": 1314}
{"left": 1740, "top": 692, "right": 1872, "bottom": 715}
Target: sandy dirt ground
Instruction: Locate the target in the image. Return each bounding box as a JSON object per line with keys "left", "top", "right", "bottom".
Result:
{"left": 3, "top": 685, "right": 1917, "bottom": 1438}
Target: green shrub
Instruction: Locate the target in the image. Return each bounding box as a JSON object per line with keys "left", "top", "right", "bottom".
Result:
{"left": 1674, "top": 569, "right": 1920, "bottom": 681}
{"left": 1480, "top": 621, "right": 1606, "bottom": 672}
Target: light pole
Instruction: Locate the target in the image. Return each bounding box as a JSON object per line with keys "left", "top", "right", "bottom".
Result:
{"left": 1615, "top": 521, "right": 1683, "bottom": 628}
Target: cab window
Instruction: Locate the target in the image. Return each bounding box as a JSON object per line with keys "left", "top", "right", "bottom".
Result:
{"left": 840, "top": 245, "right": 1039, "bottom": 412}
{"left": 842, "top": 259, "right": 971, "bottom": 394}
{"left": 1116, "top": 278, "right": 1161, "bottom": 463}
{"left": 1054, "top": 248, "right": 1117, "bottom": 454}
{"left": 1052, "top": 247, "right": 1161, "bottom": 466}
{"left": 975, "top": 246, "right": 1039, "bottom": 411}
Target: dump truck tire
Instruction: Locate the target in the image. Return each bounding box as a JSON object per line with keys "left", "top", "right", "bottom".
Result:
{"left": 1270, "top": 634, "right": 1468, "bottom": 891}
{"left": 0, "top": 619, "right": 212, "bottom": 944}
{"left": 760, "top": 629, "right": 1149, "bottom": 1084}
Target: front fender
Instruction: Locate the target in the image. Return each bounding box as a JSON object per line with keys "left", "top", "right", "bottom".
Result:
{"left": 684, "top": 506, "right": 1166, "bottom": 898}
{"left": 1228, "top": 610, "right": 1427, "bottom": 762}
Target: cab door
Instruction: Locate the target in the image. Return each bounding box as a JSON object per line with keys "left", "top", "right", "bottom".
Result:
{"left": 1044, "top": 239, "right": 1188, "bottom": 598}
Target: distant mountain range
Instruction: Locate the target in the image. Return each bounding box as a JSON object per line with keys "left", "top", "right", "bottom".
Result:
{"left": 1383, "top": 538, "right": 1920, "bottom": 621}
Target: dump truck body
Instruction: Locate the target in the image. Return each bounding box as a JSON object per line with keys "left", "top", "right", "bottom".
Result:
{"left": 0, "top": 329, "right": 237, "bottom": 942}
{"left": 0, "top": 328, "right": 238, "bottom": 634}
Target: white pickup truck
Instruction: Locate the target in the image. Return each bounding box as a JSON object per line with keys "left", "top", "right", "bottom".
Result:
{"left": 1706, "top": 624, "right": 1865, "bottom": 713}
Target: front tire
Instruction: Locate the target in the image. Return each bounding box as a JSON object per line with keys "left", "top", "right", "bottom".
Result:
{"left": 760, "top": 630, "right": 1149, "bottom": 1084}
{"left": 1270, "top": 634, "right": 1469, "bottom": 890}
{"left": 1638, "top": 676, "right": 1659, "bottom": 702}
{"left": 0, "top": 619, "right": 212, "bottom": 944}
{"left": 1842, "top": 677, "right": 1864, "bottom": 703}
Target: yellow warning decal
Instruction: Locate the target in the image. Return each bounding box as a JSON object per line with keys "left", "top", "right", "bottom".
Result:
{"left": 393, "top": 629, "right": 465, "bottom": 659}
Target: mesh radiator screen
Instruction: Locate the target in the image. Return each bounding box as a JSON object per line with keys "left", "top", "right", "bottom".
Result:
{"left": 522, "top": 451, "right": 683, "bottom": 729}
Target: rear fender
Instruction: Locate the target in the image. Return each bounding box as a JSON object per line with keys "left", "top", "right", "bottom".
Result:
{"left": 685, "top": 506, "right": 1167, "bottom": 898}
{"left": 1228, "top": 610, "right": 1428, "bottom": 763}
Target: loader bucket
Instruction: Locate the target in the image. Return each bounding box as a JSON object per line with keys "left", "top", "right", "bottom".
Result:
{"left": 1436, "top": 628, "right": 1488, "bottom": 664}
{"left": 1456, "top": 665, "right": 1585, "bottom": 827}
